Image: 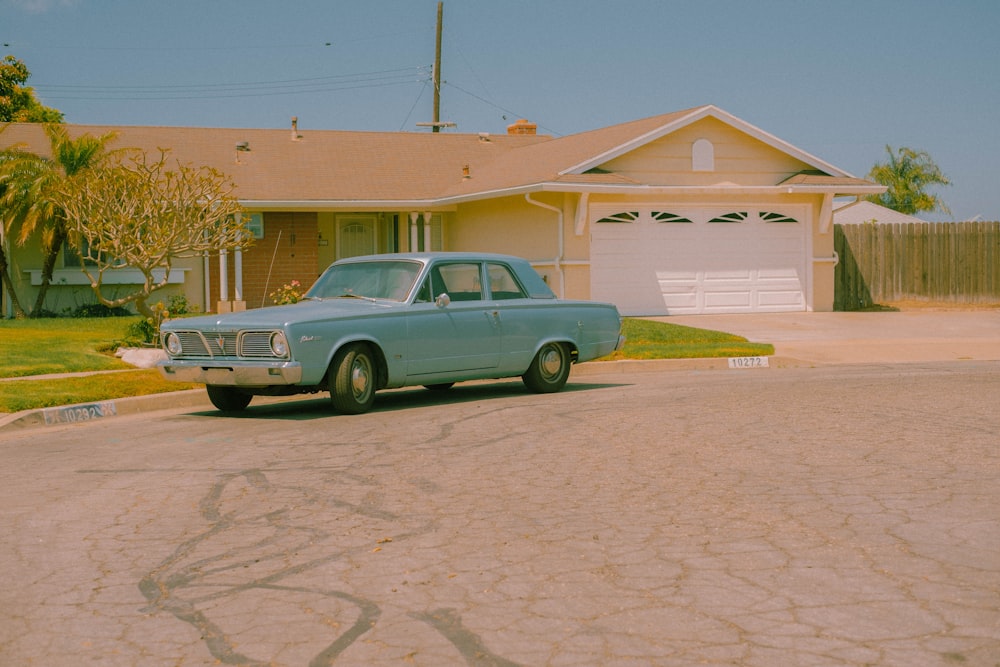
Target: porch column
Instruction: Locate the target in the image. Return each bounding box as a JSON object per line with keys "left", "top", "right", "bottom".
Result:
{"left": 423, "top": 212, "right": 433, "bottom": 251}
{"left": 233, "top": 247, "right": 245, "bottom": 311}
{"left": 202, "top": 251, "right": 211, "bottom": 313}
{"left": 409, "top": 212, "right": 420, "bottom": 251}
{"left": 217, "top": 249, "right": 231, "bottom": 313}
{"left": 232, "top": 217, "right": 246, "bottom": 311}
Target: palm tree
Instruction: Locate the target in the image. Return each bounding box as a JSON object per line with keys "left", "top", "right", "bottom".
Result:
{"left": 866, "top": 145, "right": 951, "bottom": 216}
{"left": 0, "top": 124, "right": 117, "bottom": 316}
{"left": 0, "top": 144, "right": 31, "bottom": 318}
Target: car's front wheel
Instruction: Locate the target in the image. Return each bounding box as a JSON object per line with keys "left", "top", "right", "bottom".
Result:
{"left": 330, "top": 343, "right": 377, "bottom": 414}
{"left": 522, "top": 342, "right": 571, "bottom": 393}
{"left": 206, "top": 385, "right": 253, "bottom": 412}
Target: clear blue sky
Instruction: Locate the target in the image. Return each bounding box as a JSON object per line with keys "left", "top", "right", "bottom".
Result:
{"left": 5, "top": 0, "right": 998, "bottom": 221}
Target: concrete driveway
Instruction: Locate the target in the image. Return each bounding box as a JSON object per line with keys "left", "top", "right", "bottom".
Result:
{"left": 662, "top": 309, "right": 1000, "bottom": 366}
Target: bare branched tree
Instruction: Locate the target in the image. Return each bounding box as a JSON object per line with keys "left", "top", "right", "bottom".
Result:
{"left": 53, "top": 148, "right": 249, "bottom": 317}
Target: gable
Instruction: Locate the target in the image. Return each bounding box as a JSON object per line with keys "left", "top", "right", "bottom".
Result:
{"left": 595, "top": 117, "right": 817, "bottom": 187}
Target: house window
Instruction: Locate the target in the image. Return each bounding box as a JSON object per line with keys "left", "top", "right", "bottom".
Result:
{"left": 244, "top": 213, "right": 264, "bottom": 239}
{"left": 652, "top": 211, "right": 693, "bottom": 223}
{"left": 692, "top": 138, "right": 715, "bottom": 171}
{"left": 596, "top": 211, "right": 640, "bottom": 223}
{"left": 63, "top": 238, "right": 123, "bottom": 268}
{"left": 411, "top": 213, "right": 443, "bottom": 252}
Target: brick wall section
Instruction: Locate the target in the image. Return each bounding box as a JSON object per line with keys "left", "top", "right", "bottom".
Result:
{"left": 209, "top": 212, "right": 319, "bottom": 310}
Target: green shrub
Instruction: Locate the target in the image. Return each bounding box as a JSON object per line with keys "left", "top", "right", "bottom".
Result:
{"left": 72, "top": 303, "right": 132, "bottom": 318}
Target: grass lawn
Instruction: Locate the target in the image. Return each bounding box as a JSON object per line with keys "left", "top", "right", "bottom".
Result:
{"left": 0, "top": 316, "right": 772, "bottom": 413}
{"left": 0, "top": 316, "right": 141, "bottom": 378}
{"left": 606, "top": 318, "right": 774, "bottom": 360}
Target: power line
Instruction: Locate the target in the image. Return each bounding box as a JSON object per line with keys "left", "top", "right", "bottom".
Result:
{"left": 35, "top": 66, "right": 432, "bottom": 102}
{"left": 443, "top": 81, "right": 562, "bottom": 136}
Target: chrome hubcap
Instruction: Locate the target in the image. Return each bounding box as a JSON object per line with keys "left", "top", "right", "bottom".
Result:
{"left": 351, "top": 358, "right": 371, "bottom": 399}
{"left": 540, "top": 347, "right": 562, "bottom": 379}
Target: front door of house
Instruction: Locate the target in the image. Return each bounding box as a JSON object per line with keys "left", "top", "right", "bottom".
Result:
{"left": 337, "top": 214, "right": 378, "bottom": 259}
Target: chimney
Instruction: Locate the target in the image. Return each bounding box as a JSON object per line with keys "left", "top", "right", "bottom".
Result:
{"left": 507, "top": 119, "right": 537, "bottom": 135}
{"left": 291, "top": 116, "right": 301, "bottom": 141}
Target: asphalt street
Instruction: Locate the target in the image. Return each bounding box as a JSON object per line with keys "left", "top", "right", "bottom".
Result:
{"left": 1, "top": 355, "right": 999, "bottom": 665}
{"left": 1, "top": 310, "right": 999, "bottom": 666}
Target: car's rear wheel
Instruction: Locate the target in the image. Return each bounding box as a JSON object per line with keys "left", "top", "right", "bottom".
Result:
{"left": 522, "top": 342, "right": 571, "bottom": 393}
{"left": 330, "top": 343, "right": 377, "bottom": 414}
{"left": 206, "top": 385, "right": 252, "bottom": 412}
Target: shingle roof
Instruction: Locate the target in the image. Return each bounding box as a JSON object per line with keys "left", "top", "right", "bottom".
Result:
{"left": 1, "top": 106, "right": 879, "bottom": 205}
{"left": 780, "top": 172, "right": 878, "bottom": 189}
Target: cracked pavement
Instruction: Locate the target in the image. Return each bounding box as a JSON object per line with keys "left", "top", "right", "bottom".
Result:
{"left": 1, "top": 361, "right": 999, "bottom": 665}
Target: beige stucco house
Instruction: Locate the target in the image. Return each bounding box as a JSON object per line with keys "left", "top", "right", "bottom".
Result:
{"left": 1, "top": 105, "right": 883, "bottom": 317}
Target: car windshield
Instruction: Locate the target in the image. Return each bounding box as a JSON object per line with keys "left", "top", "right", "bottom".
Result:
{"left": 305, "top": 260, "right": 422, "bottom": 301}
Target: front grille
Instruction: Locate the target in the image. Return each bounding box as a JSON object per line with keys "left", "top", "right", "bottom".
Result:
{"left": 240, "top": 332, "right": 276, "bottom": 357}
{"left": 170, "top": 330, "right": 283, "bottom": 359}
{"left": 174, "top": 331, "right": 210, "bottom": 356}
{"left": 206, "top": 332, "right": 238, "bottom": 356}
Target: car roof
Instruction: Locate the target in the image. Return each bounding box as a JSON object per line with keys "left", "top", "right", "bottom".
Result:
{"left": 335, "top": 252, "right": 527, "bottom": 263}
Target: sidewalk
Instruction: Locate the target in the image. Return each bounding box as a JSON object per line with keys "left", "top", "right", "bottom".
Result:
{"left": 3, "top": 310, "right": 999, "bottom": 431}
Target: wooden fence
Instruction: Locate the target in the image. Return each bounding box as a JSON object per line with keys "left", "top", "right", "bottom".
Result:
{"left": 834, "top": 221, "right": 1000, "bottom": 310}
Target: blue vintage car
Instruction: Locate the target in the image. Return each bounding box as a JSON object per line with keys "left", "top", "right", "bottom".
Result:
{"left": 157, "top": 252, "right": 624, "bottom": 414}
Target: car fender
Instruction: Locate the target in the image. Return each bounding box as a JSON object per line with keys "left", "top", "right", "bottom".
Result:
{"left": 314, "top": 335, "right": 395, "bottom": 389}
{"left": 528, "top": 337, "right": 579, "bottom": 366}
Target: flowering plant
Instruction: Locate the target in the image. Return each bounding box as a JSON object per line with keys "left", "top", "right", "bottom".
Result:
{"left": 270, "top": 280, "right": 303, "bottom": 305}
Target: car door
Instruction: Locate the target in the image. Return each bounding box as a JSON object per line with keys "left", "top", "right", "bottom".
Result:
{"left": 405, "top": 261, "right": 502, "bottom": 376}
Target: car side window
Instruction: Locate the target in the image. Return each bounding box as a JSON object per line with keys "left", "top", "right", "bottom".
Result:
{"left": 488, "top": 263, "right": 527, "bottom": 300}
{"left": 435, "top": 263, "right": 484, "bottom": 301}
{"left": 413, "top": 276, "right": 433, "bottom": 303}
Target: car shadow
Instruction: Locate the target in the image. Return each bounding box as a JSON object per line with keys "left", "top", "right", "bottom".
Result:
{"left": 184, "top": 380, "right": 628, "bottom": 422}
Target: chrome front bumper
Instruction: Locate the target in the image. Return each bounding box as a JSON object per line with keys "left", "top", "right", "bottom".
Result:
{"left": 157, "top": 359, "right": 303, "bottom": 386}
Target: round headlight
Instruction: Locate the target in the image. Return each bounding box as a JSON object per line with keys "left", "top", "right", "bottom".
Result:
{"left": 270, "top": 331, "right": 289, "bottom": 357}
{"left": 164, "top": 332, "right": 182, "bottom": 356}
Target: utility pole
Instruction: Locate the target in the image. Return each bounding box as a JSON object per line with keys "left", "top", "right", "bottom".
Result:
{"left": 432, "top": 1, "right": 443, "bottom": 132}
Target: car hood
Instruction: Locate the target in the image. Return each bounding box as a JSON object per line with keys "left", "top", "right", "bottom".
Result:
{"left": 163, "top": 298, "right": 399, "bottom": 330}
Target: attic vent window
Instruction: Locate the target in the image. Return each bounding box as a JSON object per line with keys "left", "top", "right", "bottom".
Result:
{"left": 596, "top": 211, "right": 640, "bottom": 224}
{"left": 692, "top": 138, "right": 714, "bottom": 171}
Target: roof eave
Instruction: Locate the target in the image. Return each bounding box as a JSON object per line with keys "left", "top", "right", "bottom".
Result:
{"left": 239, "top": 199, "right": 458, "bottom": 211}
{"left": 783, "top": 184, "right": 887, "bottom": 195}
{"left": 241, "top": 181, "right": 887, "bottom": 210}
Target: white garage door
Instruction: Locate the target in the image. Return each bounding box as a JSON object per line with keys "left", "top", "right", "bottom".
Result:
{"left": 591, "top": 207, "right": 807, "bottom": 315}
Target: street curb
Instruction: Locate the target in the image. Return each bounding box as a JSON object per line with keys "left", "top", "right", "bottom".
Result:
{"left": 0, "top": 388, "right": 210, "bottom": 432}
{"left": 0, "top": 356, "right": 795, "bottom": 433}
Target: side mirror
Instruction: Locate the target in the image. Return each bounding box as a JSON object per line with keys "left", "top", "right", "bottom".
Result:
{"left": 435, "top": 293, "right": 451, "bottom": 308}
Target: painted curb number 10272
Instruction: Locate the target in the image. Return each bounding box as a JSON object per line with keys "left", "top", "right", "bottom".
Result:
{"left": 728, "top": 356, "right": 769, "bottom": 369}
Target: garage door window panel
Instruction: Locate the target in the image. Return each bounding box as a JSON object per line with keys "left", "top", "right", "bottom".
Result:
{"left": 761, "top": 211, "right": 799, "bottom": 223}
{"left": 596, "top": 211, "right": 640, "bottom": 224}
{"left": 652, "top": 212, "right": 693, "bottom": 224}
{"left": 709, "top": 211, "right": 748, "bottom": 223}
